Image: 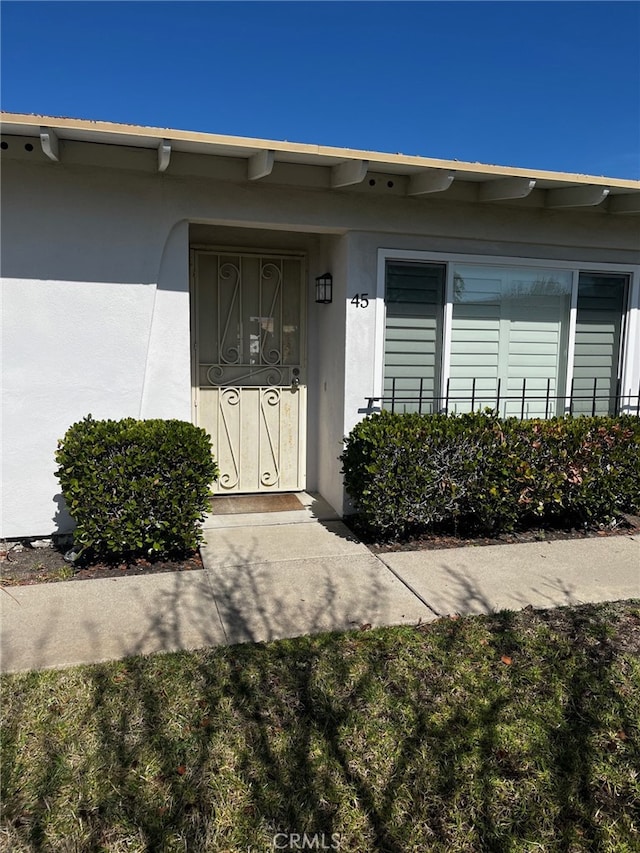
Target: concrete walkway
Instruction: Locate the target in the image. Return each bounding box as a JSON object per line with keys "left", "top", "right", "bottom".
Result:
{"left": 2, "top": 493, "right": 638, "bottom": 673}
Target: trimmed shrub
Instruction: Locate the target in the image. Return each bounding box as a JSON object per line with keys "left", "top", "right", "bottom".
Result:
{"left": 341, "top": 411, "right": 640, "bottom": 539}
{"left": 55, "top": 416, "right": 219, "bottom": 560}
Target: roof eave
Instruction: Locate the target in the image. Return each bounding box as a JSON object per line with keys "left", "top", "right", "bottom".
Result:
{"left": 2, "top": 112, "right": 639, "bottom": 206}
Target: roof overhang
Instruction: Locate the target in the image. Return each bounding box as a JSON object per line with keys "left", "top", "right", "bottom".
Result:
{"left": 2, "top": 112, "right": 639, "bottom": 213}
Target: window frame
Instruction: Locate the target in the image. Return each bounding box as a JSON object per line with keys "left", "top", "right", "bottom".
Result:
{"left": 383, "top": 260, "right": 447, "bottom": 412}
{"left": 375, "top": 249, "right": 639, "bottom": 413}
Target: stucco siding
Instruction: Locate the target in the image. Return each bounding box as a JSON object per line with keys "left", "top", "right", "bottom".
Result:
{"left": 1, "top": 145, "right": 639, "bottom": 536}
{"left": 1, "top": 164, "right": 194, "bottom": 537}
{"left": 2, "top": 278, "right": 155, "bottom": 535}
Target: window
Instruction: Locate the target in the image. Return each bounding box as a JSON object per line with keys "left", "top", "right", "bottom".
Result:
{"left": 382, "top": 257, "right": 631, "bottom": 417}
{"left": 450, "top": 264, "right": 572, "bottom": 417}
{"left": 384, "top": 262, "right": 445, "bottom": 412}
{"left": 573, "top": 273, "right": 627, "bottom": 415}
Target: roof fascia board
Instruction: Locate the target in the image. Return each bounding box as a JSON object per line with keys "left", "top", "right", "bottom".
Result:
{"left": 2, "top": 112, "right": 639, "bottom": 193}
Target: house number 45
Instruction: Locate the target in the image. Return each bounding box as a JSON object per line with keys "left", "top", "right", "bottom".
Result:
{"left": 350, "top": 293, "right": 370, "bottom": 308}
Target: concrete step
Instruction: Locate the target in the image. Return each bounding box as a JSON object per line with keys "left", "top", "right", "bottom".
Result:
{"left": 202, "top": 491, "right": 340, "bottom": 530}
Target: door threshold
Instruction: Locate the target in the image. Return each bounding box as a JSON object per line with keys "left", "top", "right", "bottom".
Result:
{"left": 203, "top": 491, "right": 340, "bottom": 529}
{"left": 210, "top": 493, "right": 305, "bottom": 515}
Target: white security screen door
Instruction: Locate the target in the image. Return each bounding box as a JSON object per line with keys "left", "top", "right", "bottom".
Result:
{"left": 193, "top": 250, "right": 306, "bottom": 493}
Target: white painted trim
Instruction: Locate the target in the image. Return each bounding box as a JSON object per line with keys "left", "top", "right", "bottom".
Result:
{"left": 479, "top": 178, "right": 536, "bottom": 202}
{"left": 190, "top": 245, "right": 306, "bottom": 259}
{"left": 565, "top": 270, "right": 579, "bottom": 412}
{"left": 407, "top": 170, "right": 455, "bottom": 196}
{"left": 331, "top": 159, "right": 368, "bottom": 188}
{"left": 377, "top": 248, "right": 639, "bottom": 275}
{"left": 547, "top": 186, "right": 610, "bottom": 208}
{"left": 248, "top": 149, "right": 274, "bottom": 181}
{"left": 158, "top": 139, "right": 171, "bottom": 172}
{"left": 39, "top": 127, "right": 59, "bottom": 162}
{"left": 299, "top": 254, "right": 309, "bottom": 378}
{"left": 622, "top": 270, "right": 640, "bottom": 411}
{"left": 189, "top": 249, "right": 199, "bottom": 425}
{"left": 373, "top": 249, "right": 387, "bottom": 400}
{"left": 441, "top": 266, "right": 454, "bottom": 406}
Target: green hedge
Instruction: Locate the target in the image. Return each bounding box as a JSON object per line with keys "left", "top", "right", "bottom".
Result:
{"left": 341, "top": 411, "right": 640, "bottom": 538}
{"left": 55, "top": 416, "right": 219, "bottom": 560}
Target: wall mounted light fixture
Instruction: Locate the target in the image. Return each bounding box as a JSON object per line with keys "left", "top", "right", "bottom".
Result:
{"left": 315, "top": 272, "right": 333, "bottom": 304}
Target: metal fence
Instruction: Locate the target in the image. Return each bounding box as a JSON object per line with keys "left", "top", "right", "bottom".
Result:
{"left": 362, "top": 376, "right": 640, "bottom": 419}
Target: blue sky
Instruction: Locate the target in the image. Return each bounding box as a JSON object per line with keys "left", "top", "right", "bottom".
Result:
{"left": 2, "top": 1, "right": 639, "bottom": 178}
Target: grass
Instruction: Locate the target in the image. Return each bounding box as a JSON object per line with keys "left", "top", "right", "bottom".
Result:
{"left": 1, "top": 601, "right": 639, "bottom": 852}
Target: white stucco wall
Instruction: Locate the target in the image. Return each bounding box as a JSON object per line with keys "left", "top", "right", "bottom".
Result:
{"left": 140, "top": 221, "right": 191, "bottom": 420}
{"left": 2, "top": 278, "right": 156, "bottom": 534}
{"left": 1, "top": 140, "right": 639, "bottom": 536}
{"left": 1, "top": 161, "right": 193, "bottom": 537}
{"left": 313, "top": 235, "right": 349, "bottom": 514}
{"left": 1, "top": 225, "right": 193, "bottom": 536}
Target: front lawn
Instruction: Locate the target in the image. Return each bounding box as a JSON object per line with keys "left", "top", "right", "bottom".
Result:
{"left": 1, "top": 601, "right": 639, "bottom": 852}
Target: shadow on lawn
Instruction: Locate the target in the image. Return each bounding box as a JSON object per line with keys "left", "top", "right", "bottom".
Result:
{"left": 1, "top": 536, "right": 638, "bottom": 851}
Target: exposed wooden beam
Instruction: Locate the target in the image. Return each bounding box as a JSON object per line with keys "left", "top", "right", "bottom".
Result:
{"left": 248, "top": 149, "right": 275, "bottom": 181}
{"left": 157, "top": 139, "right": 171, "bottom": 172}
{"left": 479, "top": 177, "right": 536, "bottom": 202}
{"left": 331, "top": 159, "right": 368, "bottom": 188}
{"left": 608, "top": 193, "right": 640, "bottom": 214}
{"left": 407, "top": 170, "right": 455, "bottom": 196}
{"left": 39, "top": 127, "right": 59, "bottom": 162}
{"left": 546, "top": 185, "right": 610, "bottom": 208}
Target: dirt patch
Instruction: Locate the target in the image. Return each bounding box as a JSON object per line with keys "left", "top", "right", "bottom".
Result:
{"left": 0, "top": 542, "right": 202, "bottom": 586}
{"left": 344, "top": 513, "right": 640, "bottom": 554}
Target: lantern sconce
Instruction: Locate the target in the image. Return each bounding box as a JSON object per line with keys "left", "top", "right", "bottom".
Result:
{"left": 315, "top": 272, "right": 333, "bottom": 304}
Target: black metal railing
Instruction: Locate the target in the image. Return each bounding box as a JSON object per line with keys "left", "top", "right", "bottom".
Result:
{"left": 362, "top": 376, "right": 640, "bottom": 419}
